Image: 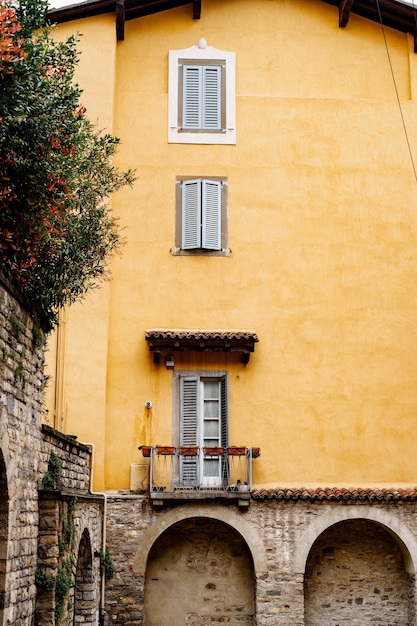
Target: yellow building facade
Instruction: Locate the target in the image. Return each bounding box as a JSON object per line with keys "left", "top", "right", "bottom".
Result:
{"left": 47, "top": 0, "right": 417, "bottom": 493}
{"left": 43, "top": 2, "right": 417, "bottom": 624}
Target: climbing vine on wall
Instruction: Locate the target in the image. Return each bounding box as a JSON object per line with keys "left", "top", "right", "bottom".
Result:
{"left": 59, "top": 496, "right": 77, "bottom": 554}
{"left": 55, "top": 556, "right": 75, "bottom": 621}
{"left": 41, "top": 450, "right": 61, "bottom": 489}
{"left": 35, "top": 567, "right": 54, "bottom": 591}
{"left": 55, "top": 496, "right": 78, "bottom": 621}
{"left": 36, "top": 495, "right": 79, "bottom": 623}
{"left": 100, "top": 546, "right": 114, "bottom": 581}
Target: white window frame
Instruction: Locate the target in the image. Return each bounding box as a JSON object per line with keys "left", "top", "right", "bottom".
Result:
{"left": 172, "top": 176, "right": 230, "bottom": 256}
{"left": 168, "top": 41, "right": 236, "bottom": 145}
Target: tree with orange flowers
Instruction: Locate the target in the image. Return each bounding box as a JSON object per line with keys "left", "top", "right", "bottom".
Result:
{"left": 0, "top": 2, "right": 27, "bottom": 73}
{"left": 0, "top": 0, "right": 134, "bottom": 329}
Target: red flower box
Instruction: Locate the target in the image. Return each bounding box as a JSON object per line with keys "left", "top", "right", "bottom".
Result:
{"left": 139, "top": 445, "right": 152, "bottom": 458}
{"left": 156, "top": 446, "right": 176, "bottom": 455}
{"left": 227, "top": 446, "right": 246, "bottom": 456}
{"left": 251, "top": 447, "right": 261, "bottom": 458}
{"left": 204, "top": 447, "right": 223, "bottom": 456}
{"left": 180, "top": 446, "right": 199, "bottom": 456}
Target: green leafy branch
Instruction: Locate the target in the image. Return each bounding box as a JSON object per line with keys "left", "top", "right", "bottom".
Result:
{"left": 41, "top": 450, "right": 61, "bottom": 489}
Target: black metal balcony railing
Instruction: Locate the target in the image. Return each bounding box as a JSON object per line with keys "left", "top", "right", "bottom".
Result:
{"left": 139, "top": 446, "right": 260, "bottom": 494}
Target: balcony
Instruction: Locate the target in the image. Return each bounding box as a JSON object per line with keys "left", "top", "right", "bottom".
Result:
{"left": 139, "top": 446, "right": 260, "bottom": 506}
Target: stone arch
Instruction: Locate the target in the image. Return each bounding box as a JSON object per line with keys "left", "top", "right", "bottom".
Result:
{"left": 143, "top": 514, "right": 256, "bottom": 626}
{"left": 133, "top": 503, "right": 268, "bottom": 575}
{"left": 73, "top": 528, "right": 96, "bottom": 625}
{"left": 294, "top": 505, "right": 417, "bottom": 575}
{"left": 304, "top": 516, "right": 415, "bottom": 626}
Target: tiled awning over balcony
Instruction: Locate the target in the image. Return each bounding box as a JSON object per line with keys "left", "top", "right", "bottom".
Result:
{"left": 145, "top": 329, "right": 259, "bottom": 364}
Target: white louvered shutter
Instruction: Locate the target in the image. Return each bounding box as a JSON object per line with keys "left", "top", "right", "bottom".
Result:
{"left": 183, "top": 65, "right": 221, "bottom": 131}
{"left": 202, "top": 179, "right": 221, "bottom": 250}
{"left": 202, "top": 66, "right": 221, "bottom": 130}
{"left": 182, "top": 179, "right": 201, "bottom": 249}
{"left": 183, "top": 65, "right": 202, "bottom": 129}
{"left": 180, "top": 377, "right": 199, "bottom": 486}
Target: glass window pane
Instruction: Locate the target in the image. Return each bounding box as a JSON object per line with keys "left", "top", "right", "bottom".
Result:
{"left": 203, "top": 380, "right": 219, "bottom": 399}
{"left": 203, "top": 458, "right": 219, "bottom": 476}
{"left": 204, "top": 400, "right": 219, "bottom": 418}
{"left": 204, "top": 420, "right": 219, "bottom": 437}
{"left": 204, "top": 438, "right": 219, "bottom": 447}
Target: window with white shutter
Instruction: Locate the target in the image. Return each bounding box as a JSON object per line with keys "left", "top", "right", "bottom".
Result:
{"left": 180, "top": 377, "right": 199, "bottom": 486}
{"left": 182, "top": 180, "right": 202, "bottom": 249}
{"left": 168, "top": 42, "right": 236, "bottom": 145}
{"left": 174, "top": 176, "right": 229, "bottom": 256}
{"left": 178, "top": 373, "right": 228, "bottom": 488}
{"left": 202, "top": 180, "right": 222, "bottom": 249}
{"left": 182, "top": 64, "right": 222, "bottom": 131}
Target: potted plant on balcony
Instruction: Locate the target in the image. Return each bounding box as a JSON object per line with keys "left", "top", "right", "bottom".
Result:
{"left": 204, "top": 446, "right": 223, "bottom": 456}
{"left": 179, "top": 446, "right": 199, "bottom": 456}
{"left": 155, "top": 445, "right": 176, "bottom": 455}
{"left": 227, "top": 446, "right": 246, "bottom": 456}
{"left": 251, "top": 447, "right": 261, "bottom": 458}
{"left": 138, "top": 445, "right": 152, "bottom": 458}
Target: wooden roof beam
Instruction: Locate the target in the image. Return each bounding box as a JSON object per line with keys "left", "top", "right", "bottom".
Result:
{"left": 339, "top": 0, "right": 354, "bottom": 27}
{"left": 116, "top": 0, "right": 125, "bottom": 41}
{"left": 193, "top": 0, "right": 201, "bottom": 19}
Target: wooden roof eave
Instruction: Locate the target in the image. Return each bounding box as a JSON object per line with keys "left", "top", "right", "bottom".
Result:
{"left": 47, "top": 0, "right": 115, "bottom": 25}
{"left": 339, "top": 0, "right": 354, "bottom": 27}
{"left": 322, "top": 0, "right": 417, "bottom": 46}
{"left": 48, "top": 0, "right": 417, "bottom": 47}
{"left": 193, "top": 0, "right": 201, "bottom": 19}
{"left": 125, "top": 0, "right": 194, "bottom": 21}
{"left": 48, "top": 0, "right": 200, "bottom": 40}
{"left": 116, "top": 0, "right": 125, "bottom": 41}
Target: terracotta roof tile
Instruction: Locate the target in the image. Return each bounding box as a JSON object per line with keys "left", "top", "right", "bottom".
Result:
{"left": 251, "top": 487, "right": 417, "bottom": 502}
{"left": 145, "top": 329, "right": 258, "bottom": 342}
{"left": 145, "top": 329, "right": 259, "bottom": 364}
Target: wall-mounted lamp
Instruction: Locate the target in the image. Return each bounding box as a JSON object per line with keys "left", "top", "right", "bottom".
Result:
{"left": 165, "top": 355, "right": 175, "bottom": 369}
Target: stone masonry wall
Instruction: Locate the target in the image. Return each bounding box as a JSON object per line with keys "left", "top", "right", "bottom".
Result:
{"left": 0, "top": 278, "right": 103, "bottom": 626}
{"left": 0, "top": 277, "right": 45, "bottom": 625}
{"left": 104, "top": 495, "right": 417, "bottom": 626}
{"left": 304, "top": 519, "right": 412, "bottom": 625}
{"left": 144, "top": 516, "right": 255, "bottom": 626}
{"left": 36, "top": 427, "right": 103, "bottom": 626}
{"left": 35, "top": 425, "right": 103, "bottom": 626}
{"left": 105, "top": 497, "right": 149, "bottom": 625}
{"left": 36, "top": 494, "right": 103, "bottom": 626}
{"left": 40, "top": 425, "right": 91, "bottom": 493}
